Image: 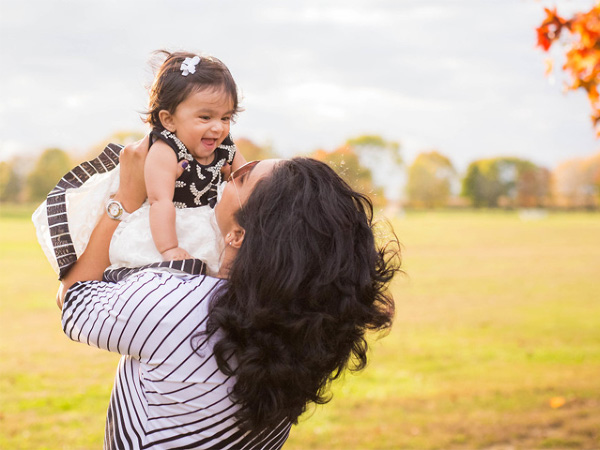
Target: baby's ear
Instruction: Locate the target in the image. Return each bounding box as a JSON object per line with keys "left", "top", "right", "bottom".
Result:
{"left": 158, "top": 110, "right": 176, "bottom": 132}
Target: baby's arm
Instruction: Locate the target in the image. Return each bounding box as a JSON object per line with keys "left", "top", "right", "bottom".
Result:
{"left": 145, "top": 141, "right": 192, "bottom": 261}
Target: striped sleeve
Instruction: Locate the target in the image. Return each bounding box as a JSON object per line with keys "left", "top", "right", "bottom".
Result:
{"left": 61, "top": 271, "right": 221, "bottom": 359}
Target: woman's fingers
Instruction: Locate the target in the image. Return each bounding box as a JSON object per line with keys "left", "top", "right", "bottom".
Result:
{"left": 115, "top": 135, "right": 150, "bottom": 212}
{"left": 220, "top": 162, "right": 232, "bottom": 181}
{"left": 176, "top": 160, "right": 189, "bottom": 178}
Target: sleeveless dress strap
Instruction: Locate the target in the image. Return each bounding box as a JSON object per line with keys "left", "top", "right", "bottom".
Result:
{"left": 149, "top": 129, "right": 192, "bottom": 162}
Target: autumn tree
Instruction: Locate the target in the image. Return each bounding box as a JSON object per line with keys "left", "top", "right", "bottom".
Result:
{"left": 309, "top": 144, "right": 386, "bottom": 208}
{"left": 462, "top": 157, "right": 548, "bottom": 208}
{"left": 346, "top": 135, "right": 402, "bottom": 165}
{"left": 26, "top": 148, "right": 72, "bottom": 202}
{"left": 552, "top": 151, "right": 600, "bottom": 208}
{"left": 516, "top": 166, "right": 551, "bottom": 207}
{"left": 462, "top": 159, "right": 504, "bottom": 208}
{"left": 537, "top": 3, "right": 600, "bottom": 134}
{"left": 590, "top": 152, "right": 600, "bottom": 201}
{"left": 406, "top": 151, "right": 456, "bottom": 208}
{"left": 345, "top": 134, "right": 402, "bottom": 206}
{"left": 234, "top": 137, "right": 278, "bottom": 161}
{"left": 0, "top": 160, "right": 23, "bottom": 203}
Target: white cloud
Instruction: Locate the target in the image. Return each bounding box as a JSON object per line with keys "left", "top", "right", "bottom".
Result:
{"left": 0, "top": 141, "right": 20, "bottom": 160}
{"left": 0, "top": 0, "right": 598, "bottom": 170}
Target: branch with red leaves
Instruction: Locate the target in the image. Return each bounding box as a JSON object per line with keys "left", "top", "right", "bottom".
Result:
{"left": 536, "top": 3, "right": 600, "bottom": 135}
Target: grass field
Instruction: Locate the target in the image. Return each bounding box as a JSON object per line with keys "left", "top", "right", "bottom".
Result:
{"left": 1, "top": 205, "right": 599, "bottom": 449}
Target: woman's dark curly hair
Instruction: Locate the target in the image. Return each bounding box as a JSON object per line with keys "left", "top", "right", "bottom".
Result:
{"left": 199, "top": 157, "right": 401, "bottom": 430}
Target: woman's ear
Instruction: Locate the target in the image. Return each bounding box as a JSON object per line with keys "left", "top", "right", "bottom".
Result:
{"left": 158, "top": 110, "right": 176, "bottom": 132}
{"left": 228, "top": 226, "right": 245, "bottom": 249}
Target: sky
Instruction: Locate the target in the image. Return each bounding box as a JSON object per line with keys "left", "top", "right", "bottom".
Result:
{"left": 1, "top": 0, "right": 598, "bottom": 182}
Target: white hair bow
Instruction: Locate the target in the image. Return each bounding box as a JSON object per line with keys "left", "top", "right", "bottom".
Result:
{"left": 180, "top": 56, "right": 201, "bottom": 76}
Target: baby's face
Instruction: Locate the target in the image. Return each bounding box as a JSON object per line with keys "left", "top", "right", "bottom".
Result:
{"left": 163, "top": 88, "right": 234, "bottom": 165}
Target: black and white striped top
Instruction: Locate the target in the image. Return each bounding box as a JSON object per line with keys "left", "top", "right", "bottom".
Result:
{"left": 62, "top": 270, "right": 292, "bottom": 449}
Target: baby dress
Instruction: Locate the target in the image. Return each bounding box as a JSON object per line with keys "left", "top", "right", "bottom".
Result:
{"left": 32, "top": 131, "right": 237, "bottom": 280}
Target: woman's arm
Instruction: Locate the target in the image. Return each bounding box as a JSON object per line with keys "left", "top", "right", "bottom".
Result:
{"left": 57, "top": 137, "right": 149, "bottom": 308}
{"left": 145, "top": 141, "right": 192, "bottom": 261}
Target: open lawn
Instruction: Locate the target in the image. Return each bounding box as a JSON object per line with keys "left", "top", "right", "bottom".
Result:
{"left": 1, "top": 206, "right": 599, "bottom": 449}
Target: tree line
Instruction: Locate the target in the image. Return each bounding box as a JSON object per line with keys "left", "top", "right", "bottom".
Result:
{"left": 1, "top": 132, "right": 599, "bottom": 210}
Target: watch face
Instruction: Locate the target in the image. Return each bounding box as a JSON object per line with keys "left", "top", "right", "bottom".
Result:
{"left": 107, "top": 201, "right": 122, "bottom": 219}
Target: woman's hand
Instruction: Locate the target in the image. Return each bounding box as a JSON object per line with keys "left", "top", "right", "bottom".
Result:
{"left": 113, "top": 135, "right": 150, "bottom": 213}
{"left": 57, "top": 136, "right": 151, "bottom": 309}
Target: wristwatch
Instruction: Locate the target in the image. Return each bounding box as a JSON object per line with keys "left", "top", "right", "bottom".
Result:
{"left": 106, "top": 199, "right": 130, "bottom": 221}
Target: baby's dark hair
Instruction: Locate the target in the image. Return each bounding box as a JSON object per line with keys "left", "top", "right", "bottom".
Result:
{"left": 145, "top": 50, "right": 241, "bottom": 129}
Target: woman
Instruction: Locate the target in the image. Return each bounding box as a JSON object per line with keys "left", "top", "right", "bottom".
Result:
{"left": 57, "top": 136, "right": 401, "bottom": 449}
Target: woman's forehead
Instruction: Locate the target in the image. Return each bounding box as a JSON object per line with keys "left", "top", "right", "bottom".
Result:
{"left": 252, "top": 159, "right": 281, "bottom": 178}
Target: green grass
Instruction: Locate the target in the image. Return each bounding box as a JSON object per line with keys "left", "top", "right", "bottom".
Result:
{"left": 1, "top": 205, "right": 599, "bottom": 449}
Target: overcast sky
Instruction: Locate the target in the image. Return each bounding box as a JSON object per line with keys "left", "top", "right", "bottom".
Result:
{"left": 1, "top": 0, "right": 598, "bottom": 177}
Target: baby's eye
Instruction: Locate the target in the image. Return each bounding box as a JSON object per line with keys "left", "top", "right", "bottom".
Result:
{"left": 221, "top": 116, "right": 231, "bottom": 123}
{"left": 199, "top": 116, "right": 211, "bottom": 120}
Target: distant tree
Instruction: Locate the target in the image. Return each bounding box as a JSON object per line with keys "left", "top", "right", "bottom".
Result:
{"left": 588, "top": 152, "right": 600, "bottom": 202}
{"left": 462, "top": 159, "right": 504, "bottom": 207}
{"left": 310, "top": 144, "right": 386, "bottom": 208}
{"left": 345, "top": 134, "right": 402, "bottom": 204}
{"left": 552, "top": 151, "right": 600, "bottom": 208}
{"left": 26, "top": 148, "right": 72, "bottom": 201}
{"left": 462, "top": 157, "right": 545, "bottom": 208}
{"left": 406, "top": 151, "right": 456, "bottom": 208}
{"left": 537, "top": 4, "right": 600, "bottom": 135}
{"left": 0, "top": 160, "right": 24, "bottom": 203}
{"left": 235, "top": 137, "right": 278, "bottom": 161}
{"left": 462, "top": 163, "right": 483, "bottom": 207}
{"left": 346, "top": 135, "right": 402, "bottom": 165}
{"left": 516, "top": 166, "right": 551, "bottom": 207}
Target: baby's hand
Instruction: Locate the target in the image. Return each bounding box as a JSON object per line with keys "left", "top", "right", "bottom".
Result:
{"left": 161, "top": 247, "right": 193, "bottom": 261}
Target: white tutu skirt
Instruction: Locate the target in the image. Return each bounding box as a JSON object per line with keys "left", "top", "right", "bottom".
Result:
{"left": 109, "top": 202, "right": 223, "bottom": 276}
{"left": 32, "top": 143, "right": 223, "bottom": 279}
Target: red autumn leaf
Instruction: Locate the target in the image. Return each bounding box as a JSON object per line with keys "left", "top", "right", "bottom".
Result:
{"left": 537, "top": 3, "right": 600, "bottom": 136}
{"left": 536, "top": 27, "right": 552, "bottom": 51}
